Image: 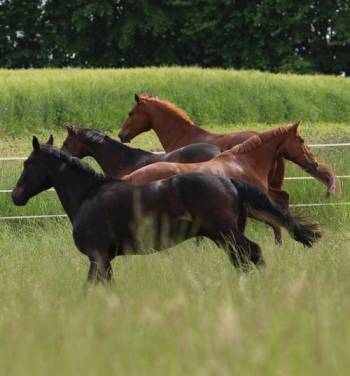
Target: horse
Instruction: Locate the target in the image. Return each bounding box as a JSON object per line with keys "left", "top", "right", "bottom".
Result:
{"left": 61, "top": 123, "right": 221, "bottom": 178}
{"left": 12, "top": 136, "right": 321, "bottom": 284}
{"left": 118, "top": 93, "right": 286, "bottom": 195}
{"left": 122, "top": 122, "right": 336, "bottom": 242}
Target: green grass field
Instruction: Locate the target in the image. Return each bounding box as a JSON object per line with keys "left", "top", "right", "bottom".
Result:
{"left": 0, "top": 67, "right": 349, "bottom": 134}
{"left": 1, "top": 68, "right": 350, "bottom": 375}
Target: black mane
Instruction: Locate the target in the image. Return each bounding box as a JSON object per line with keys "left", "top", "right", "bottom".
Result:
{"left": 77, "top": 128, "right": 107, "bottom": 144}
{"left": 39, "top": 144, "right": 120, "bottom": 183}
{"left": 76, "top": 127, "right": 152, "bottom": 156}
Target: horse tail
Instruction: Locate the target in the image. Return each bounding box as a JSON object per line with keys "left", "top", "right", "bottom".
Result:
{"left": 230, "top": 179, "right": 321, "bottom": 247}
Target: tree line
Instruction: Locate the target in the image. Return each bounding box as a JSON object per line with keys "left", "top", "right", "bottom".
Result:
{"left": 0, "top": 0, "right": 349, "bottom": 74}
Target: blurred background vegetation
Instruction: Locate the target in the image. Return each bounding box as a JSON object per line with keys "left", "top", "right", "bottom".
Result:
{"left": 0, "top": 0, "right": 349, "bottom": 74}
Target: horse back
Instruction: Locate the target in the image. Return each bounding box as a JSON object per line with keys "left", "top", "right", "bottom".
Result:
{"left": 164, "top": 143, "right": 221, "bottom": 163}
{"left": 209, "top": 131, "right": 258, "bottom": 151}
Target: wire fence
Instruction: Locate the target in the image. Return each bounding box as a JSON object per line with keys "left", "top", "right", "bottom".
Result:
{"left": 1, "top": 141, "right": 350, "bottom": 162}
{"left": 1, "top": 142, "right": 349, "bottom": 221}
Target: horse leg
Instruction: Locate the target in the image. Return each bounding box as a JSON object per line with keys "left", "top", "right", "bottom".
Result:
{"left": 210, "top": 229, "right": 264, "bottom": 270}
{"left": 271, "top": 225, "right": 282, "bottom": 246}
{"left": 265, "top": 188, "right": 290, "bottom": 245}
{"left": 247, "top": 210, "right": 282, "bottom": 246}
{"left": 230, "top": 231, "right": 265, "bottom": 268}
{"left": 248, "top": 188, "right": 289, "bottom": 245}
{"left": 269, "top": 158, "right": 285, "bottom": 190}
{"left": 87, "top": 251, "right": 114, "bottom": 285}
{"left": 266, "top": 158, "right": 287, "bottom": 244}
{"left": 268, "top": 188, "right": 290, "bottom": 209}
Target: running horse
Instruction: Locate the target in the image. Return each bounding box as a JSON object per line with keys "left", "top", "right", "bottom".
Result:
{"left": 61, "top": 124, "right": 221, "bottom": 178}
{"left": 123, "top": 122, "right": 337, "bottom": 242}
{"left": 12, "top": 136, "right": 321, "bottom": 284}
{"left": 118, "top": 93, "right": 286, "bottom": 191}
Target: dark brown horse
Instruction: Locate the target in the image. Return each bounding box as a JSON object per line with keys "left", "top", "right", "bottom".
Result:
{"left": 12, "top": 136, "right": 320, "bottom": 284}
{"left": 62, "top": 124, "right": 221, "bottom": 177}
{"left": 123, "top": 122, "right": 336, "bottom": 242}
{"left": 118, "top": 94, "right": 286, "bottom": 194}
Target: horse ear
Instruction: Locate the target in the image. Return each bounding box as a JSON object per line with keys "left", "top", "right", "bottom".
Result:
{"left": 134, "top": 94, "right": 140, "bottom": 103}
{"left": 47, "top": 135, "right": 54, "bottom": 145}
{"left": 32, "top": 136, "right": 40, "bottom": 151}
{"left": 290, "top": 121, "right": 301, "bottom": 133}
{"left": 64, "top": 123, "right": 76, "bottom": 136}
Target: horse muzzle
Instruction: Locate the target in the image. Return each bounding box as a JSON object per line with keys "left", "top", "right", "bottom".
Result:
{"left": 11, "top": 187, "right": 28, "bottom": 206}
{"left": 118, "top": 132, "right": 131, "bottom": 143}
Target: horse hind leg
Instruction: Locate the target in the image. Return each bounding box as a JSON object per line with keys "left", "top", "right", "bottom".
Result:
{"left": 266, "top": 220, "right": 282, "bottom": 246}
{"left": 268, "top": 188, "right": 290, "bottom": 245}
{"left": 232, "top": 232, "right": 265, "bottom": 268}
{"left": 248, "top": 210, "right": 282, "bottom": 246}
{"left": 212, "top": 230, "right": 265, "bottom": 270}
{"left": 268, "top": 188, "right": 290, "bottom": 209}
{"left": 87, "top": 250, "right": 114, "bottom": 286}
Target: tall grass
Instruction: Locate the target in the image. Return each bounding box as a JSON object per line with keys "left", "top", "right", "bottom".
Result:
{"left": 0, "top": 68, "right": 349, "bottom": 134}
{"left": 1, "top": 220, "right": 350, "bottom": 375}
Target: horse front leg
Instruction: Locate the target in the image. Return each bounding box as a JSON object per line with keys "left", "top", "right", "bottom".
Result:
{"left": 269, "top": 158, "right": 286, "bottom": 190}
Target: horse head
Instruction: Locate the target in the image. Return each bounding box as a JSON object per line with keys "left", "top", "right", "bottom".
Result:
{"left": 280, "top": 121, "right": 338, "bottom": 196}
{"left": 62, "top": 123, "right": 91, "bottom": 158}
{"left": 119, "top": 94, "right": 152, "bottom": 143}
{"left": 12, "top": 136, "right": 54, "bottom": 206}
{"left": 281, "top": 122, "right": 319, "bottom": 174}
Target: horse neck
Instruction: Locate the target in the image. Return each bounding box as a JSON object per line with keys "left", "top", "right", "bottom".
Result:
{"left": 229, "top": 132, "right": 287, "bottom": 177}
{"left": 83, "top": 136, "right": 158, "bottom": 177}
{"left": 49, "top": 158, "right": 102, "bottom": 222}
{"left": 148, "top": 104, "right": 210, "bottom": 151}
{"left": 78, "top": 136, "right": 115, "bottom": 175}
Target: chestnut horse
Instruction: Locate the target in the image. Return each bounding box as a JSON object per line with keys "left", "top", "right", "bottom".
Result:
{"left": 61, "top": 124, "right": 221, "bottom": 178}
{"left": 118, "top": 93, "right": 286, "bottom": 193}
{"left": 123, "top": 122, "right": 336, "bottom": 242}
{"left": 12, "top": 136, "right": 321, "bottom": 283}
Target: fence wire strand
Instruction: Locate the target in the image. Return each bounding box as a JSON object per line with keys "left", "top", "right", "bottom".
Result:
{"left": 1, "top": 142, "right": 349, "bottom": 220}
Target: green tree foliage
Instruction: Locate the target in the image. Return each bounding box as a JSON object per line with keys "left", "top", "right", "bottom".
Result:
{"left": 0, "top": 0, "right": 348, "bottom": 73}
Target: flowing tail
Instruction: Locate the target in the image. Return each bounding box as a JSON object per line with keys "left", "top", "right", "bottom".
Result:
{"left": 231, "top": 179, "right": 321, "bottom": 247}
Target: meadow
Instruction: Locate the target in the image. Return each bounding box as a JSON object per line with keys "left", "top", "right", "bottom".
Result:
{"left": 1, "top": 68, "right": 350, "bottom": 375}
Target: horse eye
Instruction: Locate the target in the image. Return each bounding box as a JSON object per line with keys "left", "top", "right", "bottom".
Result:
{"left": 129, "top": 112, "right": 133, "bottom": 117}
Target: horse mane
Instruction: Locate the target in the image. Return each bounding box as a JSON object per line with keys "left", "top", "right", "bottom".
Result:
{"left": 229, "top": 126, "right": 290, "bottom": 155}
{"left": 76, "top": 128, "right": 107, "bottom": 144}
{"left": 39, "top": 144, "right": 119, "bottom": 182}
{"left": 139, "top": 94, "right": 195, "bottom": 126}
